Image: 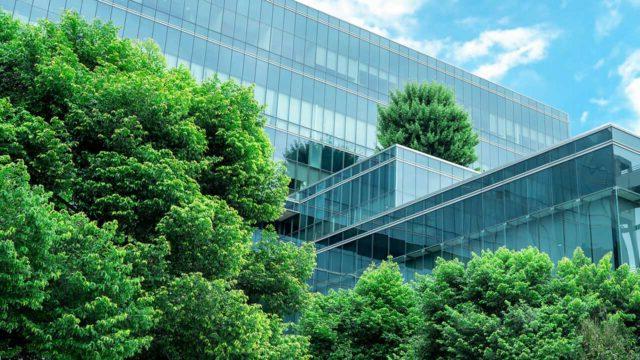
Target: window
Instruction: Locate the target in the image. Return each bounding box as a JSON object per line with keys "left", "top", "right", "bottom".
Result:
{"left": 164, "top": 28, "right": 180, "bottom": 66}
{"left": 195, "top": 0, "right": 210, "bottom": 27}
{"left": 258, "top": 23, "right": 271, "bottom": 50}
{"left": 209, "top": 4, "right": 223, "bottom": 32}
{"left": 177, "top": 33, "right": 193, "bottom": 68}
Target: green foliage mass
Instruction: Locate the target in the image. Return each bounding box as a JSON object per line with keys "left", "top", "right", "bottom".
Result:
{"left": 0, "top": 162, "right": 155, "bottom": 359}
{"left": 377, "top": 82, "right": 479, "bottom": 166}
{"left": 412, "top": 247, "right": 640, "bottom": 360}
{"left": 298, "top": 260, "right": 419, "bottom": 359}
{"left": 0, "top": 12, "right": 315, "bottom": 358}
{"left": 301, "top": 248, "right": 640, "bottom": 360}
{"left": 157, "top": 196, "right": 250, "bottom": 280}
{"left": 0, "top": 12, "right": 287, "bottom": 229}
{"left": 152, "top": 273, "right": 311, "bottom": 359}
{"left": 237, "top": 227, "right": 317, "bottom": 317}
{"left": 578, "top": 317, "right": 639, "bottom": 359}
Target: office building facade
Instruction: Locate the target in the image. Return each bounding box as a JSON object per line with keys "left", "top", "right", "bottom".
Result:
{"left": 11, "top": 0, "right": 634, "bottom": 296}
{"left": 277, "top": 144, "right": 478, "bottom": 244}
{"left": 1, "top": 0, "right": 569, "bottom": 193}
{"left": 298, "top": 125, "right": 640, "bottom": 292}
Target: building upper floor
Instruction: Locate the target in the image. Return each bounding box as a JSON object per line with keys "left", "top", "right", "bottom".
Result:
{"left": 1, "top": 0, "right": 570, "bottom": 175}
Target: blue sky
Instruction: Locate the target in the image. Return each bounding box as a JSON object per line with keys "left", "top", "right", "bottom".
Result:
{"left": 298, "top": 0, "right": 640, "bottom": 135}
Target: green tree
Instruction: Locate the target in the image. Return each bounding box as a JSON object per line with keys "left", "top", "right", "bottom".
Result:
{"left": 152, "top": 273, "right": 310, "bottom": 359}
{"left": 156, "top": 196, "right": 251, "bottom": 280}
{"left": 0, "top": 12, "right": 311, "bottom": 358}
{"left": 377, "top": 82, "right": 479, "bottom": 166}
{"left": 298, "top": 259, "right": 419, "bottom": 359}
{"left": 0, "top": 162, "right": 156, "bottom": 359}
{"left": 0, "top": 11, "right": 288, "bottom": 238}
{"left": 412, "top": 247, "right": 640, "bottom": 360}
{"left": 237, "top": 227, "right": 316, "bottom": 317}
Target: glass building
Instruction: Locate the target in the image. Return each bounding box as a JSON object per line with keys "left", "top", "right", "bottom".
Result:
{"left": 1, "top": 0, "right": 569, "bottom": 192}
{"left": 12, "top": 0, "right": 628, "bottom": 295}
{"left": 277, "top": 144, "right": 477, "bottom": 243}
{"left": 304, "top": 125, "right": 640, "bottom": 292}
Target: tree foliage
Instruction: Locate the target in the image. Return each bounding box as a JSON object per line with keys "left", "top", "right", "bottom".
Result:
{"left": 377, "top": 82, "right": 479, "bottom": 166}
{"left": 237, "top": 227, "right": 316, "bottom": 317}
{"left": 157, "top": 196, "right": 250, "bottom": 280}
{"left": 152, "top": 273, "right": 310, "bottom": 359}
{"left": 300, "top": 248, "right": 640, "bottom": 360}
{"left": 578, "top": 316, "right": 639, "bottom": 360}
{"left": 0, "top": 162, "right": 155, "bottom": 359}
{"left": 298, "top": 260, "right": 419, "bottom": 359}
{"left": 0, "top": 12, "right": 312, "bottom": 358}
{"left": 412, "top": 247, "right": 640, "bottom": 360}
{"left": 0, "top": 11, "right": 288, "bottom": 232}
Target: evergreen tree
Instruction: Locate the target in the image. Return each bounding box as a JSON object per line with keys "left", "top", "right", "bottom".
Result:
{"left": 377, "top": 82, "right": 479, "bottom": 166}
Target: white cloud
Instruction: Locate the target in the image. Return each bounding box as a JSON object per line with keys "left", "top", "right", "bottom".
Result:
{"left": 618, "top": 50, "right": 640, "bottom": 120}
{"left": 590, "top": 97, "right": 611, "bottom": 106}
{"left": 497, "top": 16, "right": 511, "bottom": 26}
{"left": 580, "top": 111, "right": 589, "bottom": 123}
{"left": 456, "top": 16, "right": 482, "bottom": 28}
{"left": 400, "top": 25, "right": 559, "bottom": 81}
{"left": 595, "top": 0, "right": 622, "bottom": 38}
{"left": 296, "top": 0, "right": 444, "bottom": 61}
{"left": 595, "top": 0, "right": 640, "bottom": 38}
{"left": 297, "top": 0, "right": 557, "bottom": 81}
{"left": 394, "top": 36, "right": 453, "bottom": 58}
{"left": 450, "top": 27, "right": 559, "bottom": 81}
{"left": 296, "top": 0, "right": 427, "bottom": 39}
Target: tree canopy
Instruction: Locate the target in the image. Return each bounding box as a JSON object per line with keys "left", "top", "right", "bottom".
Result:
{"left": 377, "top": 82, "right": 479, "bottom": 166}
{"left": 300, "top": 248, "right": 640, "bottom": 360}
{"left": 0, "top": 12, "right": 314, "bottom": 358}
{"left": 413, "top": 247, "right": 640, "bottom": 359}
{"left": 237, "top": 227, "right": 317, "bottom": 317}
{"left": 298, "top": 260, "right": 419, "bottom": 359}
{"left": 0, "top": 161, "right": 156, "bottom": 358}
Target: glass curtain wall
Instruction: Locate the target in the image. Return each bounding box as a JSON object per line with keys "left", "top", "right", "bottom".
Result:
{"left": 2, "top": 0, "right": 569, "bottom": 192}
{"left": 310, "top": 125, "right": 640, "bottom": 293}
{"left": 277, "top": 145, "right": 477, "bottom": 242}
{"left": 312, "top": 188, "right": 619, "bottom": 293}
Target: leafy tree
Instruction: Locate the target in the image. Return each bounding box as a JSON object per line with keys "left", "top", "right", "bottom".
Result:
{"left": 0, "top": 11, "right": 287, "bottom": 238}
{"left": 298, "top": 259, "right": 419, "bottom": 359}
{"left": 237, "top": 227, "right": 316, "bottom": 317}
{"left": 0, "top": 162, "right": 156, "bottom": 359}
{"left": 152, "top": 273, "right": 310, "bottom": 359}
{"left": 412, "top": 247, "right": 640, "bottom": 360}
{"left": 157, "top": 196, "right": 251, "bottom": 280}
{"left": 377, "top": 82, "right": 479, "bottom": 166}
{"left": 0, "top": 12, "right": 311, "bottom": 358}
{"left": 0, "top": 99, "right": 74, "bottom": 201}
